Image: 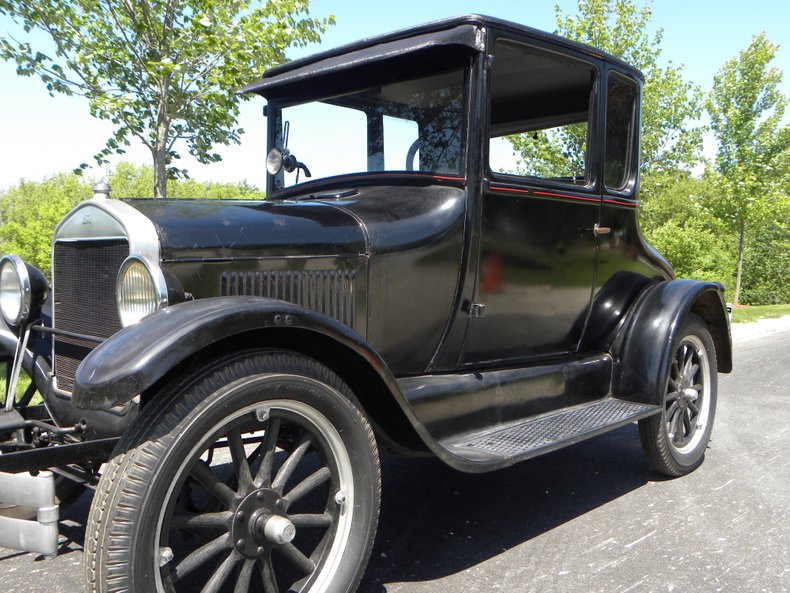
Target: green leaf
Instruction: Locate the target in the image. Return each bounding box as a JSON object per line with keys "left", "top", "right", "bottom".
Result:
{"left": 0, "top": 0, "right": 333, "bottom": 198}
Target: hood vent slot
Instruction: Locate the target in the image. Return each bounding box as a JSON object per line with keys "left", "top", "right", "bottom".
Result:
{"left": 221, "top": 270, "right": 356, "bottom": 330}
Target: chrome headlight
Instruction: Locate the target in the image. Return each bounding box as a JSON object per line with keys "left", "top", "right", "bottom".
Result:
{"left": 0, "top": 255, "right": 47, "bottom": 326}
{"left": 266, "top": 147, "right": 284, "bottom": 175}
{"left": 116, "top": 255, "right": 169, "bottom": 327}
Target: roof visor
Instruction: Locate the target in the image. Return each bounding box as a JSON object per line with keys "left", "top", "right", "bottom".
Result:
{"left": 238, "top": 24, "right": 484, "bottom": 98}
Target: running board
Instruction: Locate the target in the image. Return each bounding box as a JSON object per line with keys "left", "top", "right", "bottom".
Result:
{"left": 439, "top": 399, "right": 659, "bottom": 470}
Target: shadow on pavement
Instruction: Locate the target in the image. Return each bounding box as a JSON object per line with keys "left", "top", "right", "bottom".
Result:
{"left": 359, "top": 424, "right": 656, "bottom": 592}
{"left": 1, "top": 423, "right": 658, "bottom": 590}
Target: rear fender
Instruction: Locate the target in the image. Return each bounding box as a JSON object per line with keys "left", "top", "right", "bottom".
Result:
{"left": 612, "top": 279, "right": 732, "bottom": 406}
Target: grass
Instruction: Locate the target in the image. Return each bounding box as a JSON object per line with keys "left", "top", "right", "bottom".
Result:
{"left": 731, "top": 303, "right": 790, "bottom": 324}
{"left": 0, "top": 366, "right": 40, "bottom": 407}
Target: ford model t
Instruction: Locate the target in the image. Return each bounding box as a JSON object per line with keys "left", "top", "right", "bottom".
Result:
{"left": 0, "top": 15, "right": 731, "bottom": 593}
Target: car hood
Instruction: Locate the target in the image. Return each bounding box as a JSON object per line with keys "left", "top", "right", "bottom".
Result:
{"left": 127, "top": 183, "right": 466, "bottom": 261}
{"left": 127, "top": 198, "right": 367, "bottom": 261}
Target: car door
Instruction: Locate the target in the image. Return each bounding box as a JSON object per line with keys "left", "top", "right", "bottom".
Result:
{"left": 459, "top": 37, "right": 602, "bottom": 365}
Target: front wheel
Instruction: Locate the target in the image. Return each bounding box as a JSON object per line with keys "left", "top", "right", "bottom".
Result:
{"left": 85, "top": 351, "right": 380, "bottom": 593}
{"left": 639, "top": 314, "right": 718, "bottom": 476}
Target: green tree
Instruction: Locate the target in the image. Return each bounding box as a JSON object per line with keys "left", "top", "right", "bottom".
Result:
{"left": 740, "top": 214, "right": 790, "bottom": 304}
{"left": 707, "top": 33, "right": 788, "bottom": 305}
{"left": 109, "top": 161, "right": 264, "bottom": 199}
{"left": 0, "top": 163, "right": 266, "bottom": 277}
{"left": 0, "top": 173, "right": 91, "bottom": 275}
{"left": 640, "top": 170, "right": 735, "bottom": 292}
{"left": 0, "top": 0, "right": 333, "bottom": 198}
{"left": 509, "top": 0, "right": 703, "bottom": 174}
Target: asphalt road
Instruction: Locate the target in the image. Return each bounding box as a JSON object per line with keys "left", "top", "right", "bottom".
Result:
{"left": 2, "top": 318, "right": 788, "bottom": 593}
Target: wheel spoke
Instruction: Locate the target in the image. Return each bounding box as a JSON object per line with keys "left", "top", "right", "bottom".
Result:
{"left": 671, "top": 358, "right": 680, "bottom": 380}
{"left": 290, "top": 513, "right": 332, "bottom": 528}
{"left": 171, "top": 511, "right": 233, "bottom": 531}
{"left": 682, "top": 349, "right": 694, "bottom": 377}
{"left": 682, "top": 410, "right": 692, "bottom": 434}
{"left": 283, "top": 467, "right": 331, "bottom": 507}
{"left": 228, "top": 428, "right": 254, "bottom": 492}
{"left": 192, "top": 460, "right": 237, "bottom": 507}
{"left": 200, "top": 550, "right": 241, "bottom": 593}
{"left": 666, "top": 405, "right": 681, "bottom": 439}
{"left": 234, "top": 559, "right": 256, "bottom": 593}
{"left": 272, "top": 436, "right": 312, "bottom": 493}
{"left": 171, "top": 533, "right": 230, "bottom": 582}
{"left": 690, "top": 383, "right": 703, "bottom": 392}
{"left": 671, "top": 409, "right": 685, "bottom": 442}
{"left": 688, "top": 401, "right": 700, "bottom": 415}
{"left": 685, "top": 363, "right": 700, "bottom": 383}
{"left": 256, "top": 418, "right": 282, "bottom": 487}
{"left": 666, "top": 401, "right": 680, "bottom": 422}
{"left": 275, "top": 542, "right": 316, "bottom": 575}
{"left": 260, "top": 555, "right": 279, "bottom": 593}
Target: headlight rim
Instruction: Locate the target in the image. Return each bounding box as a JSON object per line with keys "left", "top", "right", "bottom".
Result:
{"left": 266, "top": 147, "right": 284, "bottom": 176}
{"left": 0, "top": 254, "right": 31, "bottom": 327}
{"left": 116, "top": 254, "right": 169, "bottom": 327}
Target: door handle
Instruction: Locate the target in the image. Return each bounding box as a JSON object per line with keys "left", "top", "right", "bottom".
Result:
{"left": 593, "top": 224, "right": 611, "bottom": 237}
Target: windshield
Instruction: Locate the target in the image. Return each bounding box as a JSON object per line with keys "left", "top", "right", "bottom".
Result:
{"left": 267, "top": 65, "right": 467, "bottom": 192}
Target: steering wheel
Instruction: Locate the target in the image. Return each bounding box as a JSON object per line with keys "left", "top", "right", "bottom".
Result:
{"left": 405, "top": 139, "right": 422, "bottom": 171}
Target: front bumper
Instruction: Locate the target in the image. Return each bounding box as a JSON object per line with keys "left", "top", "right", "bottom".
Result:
{"left": 0, "top": 470, "right": 58, "bottom": 556}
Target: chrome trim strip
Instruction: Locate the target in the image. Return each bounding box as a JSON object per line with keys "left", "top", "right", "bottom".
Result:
{"left": 53, "top": 198, "right": 160, "bottom": 259}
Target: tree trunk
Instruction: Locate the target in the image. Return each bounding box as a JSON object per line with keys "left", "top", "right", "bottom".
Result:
{"left": 153, "top": 86, "right": 170, "bottom": 199}
{"left": 733, "top": 219, "right": 745, "bottom": 306}
{"left": 152, "top": 146, "right": 168, "bottom": 199}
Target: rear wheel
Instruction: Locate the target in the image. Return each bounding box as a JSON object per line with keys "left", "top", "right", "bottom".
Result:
{"left": 85, "top": 351, "right": 380, "bottom": 593}
{"left": 639, "top": 315, "right": 717, "bottom": 476}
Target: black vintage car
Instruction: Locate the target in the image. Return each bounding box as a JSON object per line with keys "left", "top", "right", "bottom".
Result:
{"left": 0, "top": 14, "right": 731, "bottom": 593}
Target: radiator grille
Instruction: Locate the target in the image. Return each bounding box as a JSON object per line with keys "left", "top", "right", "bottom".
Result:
{"left": 221, "top": 270, "right": 357, "bottom": 329}
{"left": 53, "top": 239, "right": 128, "bottom": 392}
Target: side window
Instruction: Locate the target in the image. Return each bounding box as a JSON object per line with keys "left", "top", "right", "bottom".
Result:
{"left": 605, "top": 73, "right": 639, "bottom": 191}
{"left": 488, "top": 39, "right": 596, "bottom": 185}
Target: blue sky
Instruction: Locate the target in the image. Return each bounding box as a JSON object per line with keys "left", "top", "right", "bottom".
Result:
{"left": 1, "top": 0, "right": 788, "bottom": 191}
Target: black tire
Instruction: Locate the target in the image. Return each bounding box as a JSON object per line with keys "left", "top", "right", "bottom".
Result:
{"left": 639, "top": 314, "right": 718, "bottom": 477}
{"left": 85, "top": 350, "right": 380, "bottom": 593}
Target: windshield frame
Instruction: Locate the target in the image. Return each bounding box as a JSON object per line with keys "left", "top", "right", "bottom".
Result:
{"left": 264, "top": 52, "right": 473, "bottom": 198}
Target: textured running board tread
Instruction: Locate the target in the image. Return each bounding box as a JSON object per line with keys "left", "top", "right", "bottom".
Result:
{"left": 446, "top": 399, "right": 658, "bottom": 465}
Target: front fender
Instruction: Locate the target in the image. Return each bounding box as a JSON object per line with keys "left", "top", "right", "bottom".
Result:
{"left": 612, "top": 279, "right": 732, "bottom": 405}
{"left": 72, "top": 296, "right": 399, "bottom": 411}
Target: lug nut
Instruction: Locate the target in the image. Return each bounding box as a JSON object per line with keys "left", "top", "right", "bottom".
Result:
{"left": 159, "top": 547, "right": 174, "bottom": 567}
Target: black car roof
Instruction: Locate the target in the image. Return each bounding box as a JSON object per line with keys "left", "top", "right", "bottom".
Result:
{"left": 239, "top": 14, "right": 643, "bottom": 97}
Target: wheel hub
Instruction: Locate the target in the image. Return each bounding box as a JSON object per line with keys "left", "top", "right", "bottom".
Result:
{"left": 681, "top": 387, "right": 698, "bottom": 402}
{"left": 231, "top": 488, "right": 293, "bottom": 557}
